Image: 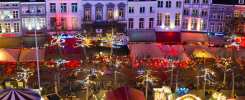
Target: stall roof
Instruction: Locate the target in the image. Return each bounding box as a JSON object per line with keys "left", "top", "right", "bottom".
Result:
{"left": 19, "top": 48, "right": 45, "bottom": 62}
{"left": 128, "top": 29, "right": 156, "bottom": 42}
{"left": 0, "top": 49, "right": 20, "bottom": 62}
{"left": 181, "top": 32, "right": 209, "bottom": 43}
{"left": 129, "top": 43, "right": 185, "bottom": 59}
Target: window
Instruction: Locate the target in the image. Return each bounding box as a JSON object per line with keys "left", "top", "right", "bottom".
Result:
{"left": 119, "top": 8, "right": 125, "bottom": 19}
{"left": 157, "top": 13, "right": 162, "bottom": 26}
{"left": 84, "top": 7, "right": 91, "bottom": 21}
{"left": 176, "top": 1, "right": 182, "bottom": 8}
{"left": 150, "top": 6, "right": 153, "bottom": 13}
{"left": 50, "top": 17, "right": 56, "bottom": 29}
{"left": 184, "top": 0, "right": 190, "bottom": 3}
{"left": 149, "top": 18, "right": 154, "bottom": 28}
{"left": 192, "top": 9, "right": 199, "bottom": 17}
{"left": 107, "top": 8, "right": 114, "bottom": 20}
{"left": 13, "top": 11, "right": 18, "bottom": 19}
{"left": 129, "top": 7, "right": 134, "bottom": 13}
{"left": 175, "top": 13, "right": 180, "bottom": 26}
{"left": 128, "top": 18, "right": 134, "bottom": 29}
{"left": 72, "top": 17, "right": 77, "bottom": 30}
{"left": 139, "top": 18, "right": 144, "bottom": 29}
{"left": 191, "top": 19, "right": 197, "bottom": 30}
{"left": 5, "top": 23, "right": 11, "bottom": 33}
{"left": 234, "top": 11, "right": 239, "bottom": 17}
{"left": 202, "top": 21, "right": 207, "bottom": 30}
{"left": 14, "top": 23, "right": 19, "bottom": 32}
{"left": 140, "top": 7, "right": 145, "bottom": 13}
{"left": 203, "top": 0, "right": 208, "bottom": 4}
{"left": 183, "top": 9, "right": 189, "bottom": 16}
{"left": 61, "top": 3, "right": 67, "bottom": 13}
{"left": 182, "top": 19, "right": 188, "bottom": 29}
{"left": 96, "top": 7, "right": 103, "bottom": 20}
{"left": 61, "top": 17, "right": 67, "bottom": 30}
{"left": 50, "top": 3, "right": 56, "bottom": 13}
{"left": 37, "top": 6, "right": 43, "bottom": 13}
{"left": 158, "top": 1, "right": 164, "bottom": 8}
{"left": 201, "top": 10, "right": 208, "bottom": 17}
{"left": 166, "top": 1, "right": 171, "bottom": 8}
{"left": 239, "top": 0, "right": 244, "bottom": 4}
{"left": 193, "top": 0, "right": 200, "bottom": 4}
{"left": 72, "top": 3, "right": 78, "bottom": 13}
{"left": 165, "top": 15, "right": 170, "bottom": 26}
{"left": 0, "top": 24, "right": 2, "bottom": 33}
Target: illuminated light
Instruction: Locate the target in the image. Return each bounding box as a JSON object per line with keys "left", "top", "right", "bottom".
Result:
{"left": 197, "top": 18, "right": 201, "bottom": 31}
{"left": 193, "top": 49, "right": 213, "bottom": 58}
{"left": 176, "top": 94, "right": 201, "bottom": 100}
{"left": 153, "top": 86, "right": 173, "bottom": 100}
{"left": 211, "top": 92, "right": 226, "bottom": 100}
{"left": 28, "top": 26, "right": 32, "bottom": 30}
{"left": 2, "top": 29, "right": 5, "bottom": 33}
{"left": 170, "top": 23, "right": 175, "bottom": 29}
{"left": 0, "top": 51, "right": 7, "bottom": 61}
{"left": 160, "top": 25, "right": 165, "bottom": 29}
{"left": 114, "top": 9, "right": 119, "bottom": 19}
{"left": 11, "top": 28, "right": 14, "bottom": 32}
{"left": 187, "top": 18, "right": 192, "bottom": 31}
{"left": 36, "top": 26, "right": 41, "bottom": 30}
{"left": 176, "top": 87, "right": 189, "bottom": 96}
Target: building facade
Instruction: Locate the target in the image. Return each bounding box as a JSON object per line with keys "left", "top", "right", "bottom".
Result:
{"left": 20, "top": 0, "right": 46, "bottom": 36}
{"left": 127, "top": 0, "right": 157, "bottom": 30}
{"left": 0, "top": 1, "right": 22, "bottom": 37}
{"left": 208, "top": 4, "right": 234, "bottom": 33}
{"left": 155, "top": 0, "right": 184, "bottom": 32}
{"left": 234, "top": 5, "right": 245, "bottom": 34}
{"left": 81, "top": 0, "right": 127, "bottom": 34}
{"left": 46, "top": 0, "right": 82, "bottom": 34}
{"left": 208, "top": 0, "right": 245, "bottom": 34}
{"left": 181, "top": 0, "right": 212, "bottom": 32}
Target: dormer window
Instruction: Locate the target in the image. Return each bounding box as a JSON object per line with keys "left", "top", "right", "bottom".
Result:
{"left": 239, "top": 0, "right": 244, "bottom": 4}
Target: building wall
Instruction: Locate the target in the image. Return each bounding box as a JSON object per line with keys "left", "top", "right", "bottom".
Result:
{"left": 234, "top": 5, "right": 245, "bottom": 34}
{"left": 0, "top": 2, "right": 22, "bottom": 37}
{"left": 127, "top": 1, "right": 157, "bottom": 30}
{"left": 208, "top": 4, "right": 234, "bottom": 33}
{"left": 81, "top": 0, "right": 127, "bottom": 22}
{"left": 155, "top": 0, "right": 184, "bottom": 32}
{"left": 20, "top": 2, "right": 46, "bottom": 35}
{"left": 46, "top": 0, "right": 82, "bottom": 33}
{"left": 181, "top": 0, "right": 212, "bottom": 32}
{"left": 80, "top": 0, "right": 127, "bottom": 33}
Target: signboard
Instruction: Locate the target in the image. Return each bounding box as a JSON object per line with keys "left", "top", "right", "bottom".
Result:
{"left": 0, "top": 34, "right": 16, "bottom": 37}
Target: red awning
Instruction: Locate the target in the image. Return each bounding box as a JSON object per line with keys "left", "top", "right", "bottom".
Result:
{"left": 156, "top": 32, "right": 181, "bottom": 43}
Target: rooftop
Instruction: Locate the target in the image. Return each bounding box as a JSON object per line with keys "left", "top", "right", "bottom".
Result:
{"left": 213, "top": 0, "right": 245, "bottom": 5}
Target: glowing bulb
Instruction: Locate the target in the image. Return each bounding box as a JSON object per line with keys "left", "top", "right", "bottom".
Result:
{"left": 170, "top": 24, "right": 175, "bottom": 29}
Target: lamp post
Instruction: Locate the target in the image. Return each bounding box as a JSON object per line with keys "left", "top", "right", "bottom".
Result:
{"left": 29, "top": 17, "right": 41, "bottom": 90}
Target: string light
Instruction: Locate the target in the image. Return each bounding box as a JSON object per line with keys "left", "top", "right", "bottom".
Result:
{"left": 16, "top": 68, "right": 34, "bottom": 83}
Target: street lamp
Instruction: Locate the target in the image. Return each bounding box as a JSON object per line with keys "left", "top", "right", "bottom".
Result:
{"left": 28, "top": 17, "right": 41, "bottom": 90}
